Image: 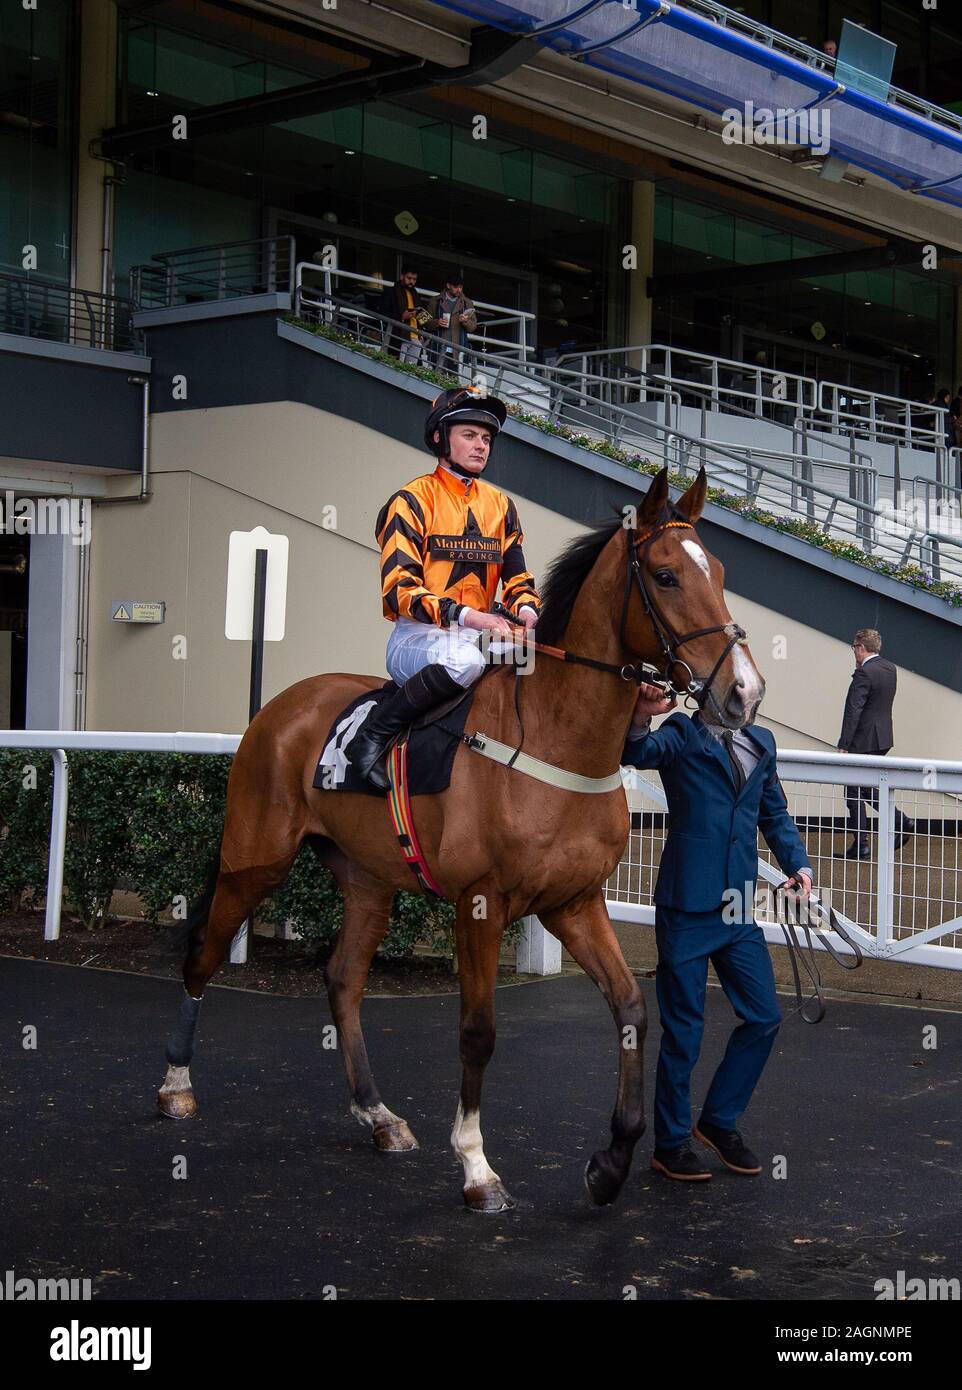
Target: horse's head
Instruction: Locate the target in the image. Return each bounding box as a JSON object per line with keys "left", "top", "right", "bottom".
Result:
{"left": 624, "top": 466, "right": 765, "bottom": 728}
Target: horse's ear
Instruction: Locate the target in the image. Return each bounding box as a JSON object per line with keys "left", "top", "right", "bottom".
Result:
{"left": 639, "top": 466, "right": 670, "bottom": 523}
{"left": 674, "top": 466, "right": 707, "bottom": 523}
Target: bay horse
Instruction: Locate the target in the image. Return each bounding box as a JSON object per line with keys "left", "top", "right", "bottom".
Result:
{"left": 157, "top": 466, "right": 765, "bottom": 1211}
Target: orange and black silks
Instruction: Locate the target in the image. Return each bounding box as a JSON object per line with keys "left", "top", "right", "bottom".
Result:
{"left": 375, "top": 464, "right": 541, "bottom": 626}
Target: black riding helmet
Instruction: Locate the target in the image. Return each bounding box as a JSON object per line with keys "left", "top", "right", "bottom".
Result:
{"left": 424, "top": 386, "right": 507, "bottom": 460}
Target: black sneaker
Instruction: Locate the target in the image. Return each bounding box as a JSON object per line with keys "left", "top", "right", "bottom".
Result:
{"left": 650, "top": 1142, "right": 712, "bottom": 1182}
{"left": 694, "top": 1121, "right": 761, "bottom": 1175}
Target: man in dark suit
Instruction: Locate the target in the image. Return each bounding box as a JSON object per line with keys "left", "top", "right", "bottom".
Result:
{"left": 622, "top": 684, "right": 812, "bottom": 1182}
{"left": 836, "top": 629, "right": 914, "bottom": 861}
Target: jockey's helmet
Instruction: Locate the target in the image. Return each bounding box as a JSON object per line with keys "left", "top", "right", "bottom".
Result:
{"left": 424, "top": 386, "right": 507, "bottom": 459}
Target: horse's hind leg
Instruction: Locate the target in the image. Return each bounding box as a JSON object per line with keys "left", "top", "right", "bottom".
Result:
{"left": 540, "top": 892, "right": 647, "bottom": 1207}
{"left": 157, "top": 846, "right": 299, "bottom": 1119}
{"left": 318, "top": 848, "right": 418, "bottom": 1153}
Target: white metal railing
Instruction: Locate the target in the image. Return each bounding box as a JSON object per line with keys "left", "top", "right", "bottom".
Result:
{"left": 293, "top": 263, "right": 535, "bottom": 362}
{"left": 281, "top": 297, "right": 962, "bottom": 584}
{"left": 533, "top": 370, "right": 962, "bottom": 584}
{"left": 556, "top": 343, "right": 818, "bottom": 423}
{"left": 818, "top": 380, "right": 948, "bottom": 453}
{"left": 555, "top": 343, "right": 949, "bottom": 454}
{"left": 5, "top": 733, "right": 962, "bottom": 972}
{"left": 610, "top": 749, "right": 962, "bottom": 969}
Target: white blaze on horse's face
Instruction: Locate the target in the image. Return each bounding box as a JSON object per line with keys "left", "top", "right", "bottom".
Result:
{"left": 733, "top": 642, "right": 765, "bottom": 712}
{"left": 681, "top": 538, "right": 711, "bottom": 579}
{"left": 677, "top": 534, "right": 764, "bottom": 720}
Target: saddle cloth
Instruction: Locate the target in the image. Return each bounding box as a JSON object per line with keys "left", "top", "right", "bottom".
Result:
{"left": 312, "top": 681, "right": 474, "bottom": 798}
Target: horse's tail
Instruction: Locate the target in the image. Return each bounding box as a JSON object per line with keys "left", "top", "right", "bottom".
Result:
{"left": 164, "top": 845, "right": 222, "bottom": 957}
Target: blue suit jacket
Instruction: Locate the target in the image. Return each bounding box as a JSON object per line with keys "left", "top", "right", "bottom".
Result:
{"left": 621, "top": 713, "right": 810, "bottom": 913}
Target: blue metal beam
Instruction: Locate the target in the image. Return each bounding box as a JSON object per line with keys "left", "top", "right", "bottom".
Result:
{"left": 430, "top": 0, "right": 962, "bottom": 211}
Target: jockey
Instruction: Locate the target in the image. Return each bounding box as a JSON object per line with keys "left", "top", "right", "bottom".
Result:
{"left": 349, "top": 386, "right": 541, "bottom": 788}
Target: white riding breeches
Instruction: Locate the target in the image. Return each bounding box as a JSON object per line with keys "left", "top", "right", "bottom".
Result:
{"left": 386, "top": 617, "right": 486, "bottom": 688}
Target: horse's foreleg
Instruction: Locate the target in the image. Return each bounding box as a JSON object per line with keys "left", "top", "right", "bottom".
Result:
{"left": 451, "top": 891, "right": 513, "bottom": 1213}
{"left": 541, "top": 893, "right": 647, "bottom": 1207}
{"left": 323, "top": 865, "right": 419, "bottom": 1153}
{"left": 157, "top": 854, "right": 297, "bottom": 1119}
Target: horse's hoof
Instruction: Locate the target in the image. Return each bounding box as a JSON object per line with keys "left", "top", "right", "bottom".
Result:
{"left": 583, "top": 1151, "right": 624, "bottom": 1207}
{"left": 157, "top": 1087, "right": 197, "bottom": 1120}
{"left": 464, "top": 1180, "right": 517, "bottom": 1214}
{"left": 373, "top": 1120, "right": 419, "bottom": 1152}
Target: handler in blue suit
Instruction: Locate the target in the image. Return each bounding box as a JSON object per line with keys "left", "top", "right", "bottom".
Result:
{"left": 623, "top": 683, "right": 812, "bottom": 1182}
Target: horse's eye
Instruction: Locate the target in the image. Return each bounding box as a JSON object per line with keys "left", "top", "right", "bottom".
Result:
{"left": 654, "top": 570, "right": 677, "bottom": 588}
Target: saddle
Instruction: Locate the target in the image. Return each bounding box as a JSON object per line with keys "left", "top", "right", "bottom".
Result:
{"left": 312, "top": 679, "right": 475, "bottom": 798}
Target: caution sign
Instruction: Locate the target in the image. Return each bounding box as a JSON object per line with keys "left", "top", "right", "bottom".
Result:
{"left": 131, "top": 602, "right": 165, "bottom": 623}
{"left": 111, "top": 600, "right": 165, "bottom": 624}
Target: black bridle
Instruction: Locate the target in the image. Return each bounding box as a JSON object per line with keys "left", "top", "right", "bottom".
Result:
{"left": 493, "top": 511, "right": 748, "bottom": 716}
{"left": 619, "top": 515, "right": 747, "bottom": 715}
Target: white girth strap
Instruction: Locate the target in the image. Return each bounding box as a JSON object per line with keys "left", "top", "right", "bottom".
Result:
{"left": 465, "top": 731, "right": 625, "bottom": 793}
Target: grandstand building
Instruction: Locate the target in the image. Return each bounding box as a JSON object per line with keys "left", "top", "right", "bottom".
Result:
{"left": 2, "top": 0, "right": 961, "bottom": 751}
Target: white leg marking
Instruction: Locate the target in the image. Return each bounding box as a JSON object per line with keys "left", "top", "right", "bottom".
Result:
{"left": 681, "top": 538, "right": 711, "bottom": 578}
{"left": 158, "top": 1064, "right": 192, "bottom": 1096}
{"left": 451, "top": 1101, "right": 499, "bottom": 1190}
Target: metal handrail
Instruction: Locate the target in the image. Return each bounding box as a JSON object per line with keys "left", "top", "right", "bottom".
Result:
{"left": 524, "top": 361, "right": 962, "bottom": 584}
{"left": 294, "top": 263, "right": 535, "bottom": 361}
{"left": 557, "top": 342, "right": 819, "bottom": 413}
{"left": 289, "top": 293, "right": 962, "bottom": 584}
{"left": 130, "top": 236, "right": 295, "bottom": 310}
{"left": 0, "top": 271, "right": 140, "bottom": 352}
{"left": 557, "top": 342, "right": 948, "bottom": 454}
{"left": 817, "top": 380, "right": 947, "bottom": 451}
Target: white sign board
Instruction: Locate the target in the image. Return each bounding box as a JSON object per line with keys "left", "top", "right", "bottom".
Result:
{"left": 225, "top": 526, "right": 289, "bottom": 641}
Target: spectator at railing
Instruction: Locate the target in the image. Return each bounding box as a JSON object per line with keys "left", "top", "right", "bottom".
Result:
{"left": 376, "top": 264, "right": 428, "bottom": 365}
{"left": 935, "top": 387, "right": 953, "bottom": 451}
{"left": 813, "top": 38, "right": 837, "bottom": 72}
{"left": 948, "top": 385, "right": 962, "bottom": 448}
{"left": 424, "top": 271, "right": 478, "bottom": 377}
{"left": 918, "top": 388, "right": 940, "bottom": 436}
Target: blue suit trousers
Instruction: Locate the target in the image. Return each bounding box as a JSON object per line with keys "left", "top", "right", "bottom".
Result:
{"left": 654, "top": 907, "right": 782, "bottom": 1150}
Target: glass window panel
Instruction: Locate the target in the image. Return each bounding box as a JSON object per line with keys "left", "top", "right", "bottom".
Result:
{"left": 0, "top": 0, "right": 74, "bottom": 282}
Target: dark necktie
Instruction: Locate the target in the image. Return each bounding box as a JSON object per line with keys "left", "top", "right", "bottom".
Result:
{"left": 722, "top": 729, "right": 746, "bottom": 793}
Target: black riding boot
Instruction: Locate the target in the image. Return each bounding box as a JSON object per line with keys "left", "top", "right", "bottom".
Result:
{"left": 349, "top": 664, "right": 467, "bottom": 790}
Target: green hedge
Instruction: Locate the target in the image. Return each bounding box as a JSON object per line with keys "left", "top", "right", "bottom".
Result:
{"left": 0, "top": 749, "right": 459, "bottom": 955}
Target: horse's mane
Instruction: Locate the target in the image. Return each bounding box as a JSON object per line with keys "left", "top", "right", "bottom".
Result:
{"left": 537, "top": 496, "right": 685, "bottom": 645}
{"left": 536, "top": 513, "right": 625, "bottom": 645}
